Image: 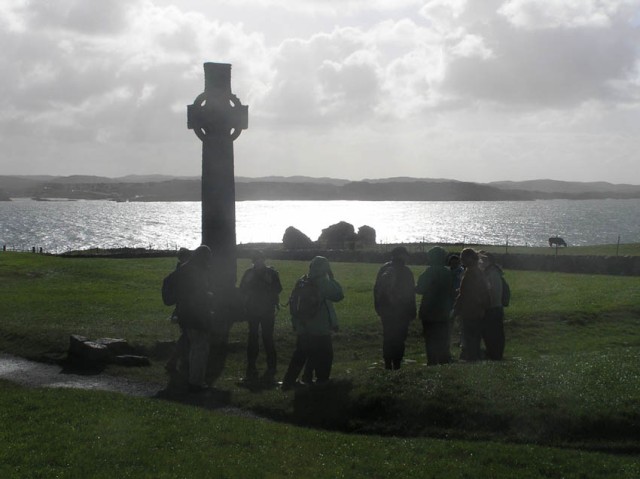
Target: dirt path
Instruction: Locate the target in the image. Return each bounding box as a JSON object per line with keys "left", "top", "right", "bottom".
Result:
{"left": 0, "top": 353, "right": 269, "bottom": 421}
{"left": 0, "top": 353, "right": 160, "bottom": 397}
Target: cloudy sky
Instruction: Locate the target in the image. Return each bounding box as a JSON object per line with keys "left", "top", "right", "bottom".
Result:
{"left": 1, "top": 0, "right": 639, "bottom": 183}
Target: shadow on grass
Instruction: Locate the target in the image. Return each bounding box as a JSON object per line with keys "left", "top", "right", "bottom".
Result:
{"left": 154, "top": 385, "right": 233, "bottom": 410}
{"left": 291, "top": 379, "right": 354, "bottom": 430}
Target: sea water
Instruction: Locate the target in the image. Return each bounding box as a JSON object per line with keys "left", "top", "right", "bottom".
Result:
{"left": 1, "top": 198, "right": 639, "bottom": 253}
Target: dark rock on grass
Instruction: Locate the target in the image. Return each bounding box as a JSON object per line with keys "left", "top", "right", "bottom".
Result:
{"left": 68, "top": 335, "right": 109, "bottom": 362}
{"left": 95, "top": 337, "right": 135, "bottom": 357}
{"left": 68, "top": 335, "right": 149, "bottom": 367}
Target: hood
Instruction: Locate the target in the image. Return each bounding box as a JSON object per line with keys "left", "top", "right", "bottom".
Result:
{"left": 188, "top": 244, "right": 212, "bottom": 269}
{"left": 309, "top": 256, "right": 331, "bottom": 279}
{"left": 426, "top": 246, "right": 447, "bottom": 267}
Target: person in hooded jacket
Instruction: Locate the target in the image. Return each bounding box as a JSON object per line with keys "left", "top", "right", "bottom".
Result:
{"left": 416, "top": 246, "right": 454, "bottom": 365}
{"left": 173, "top": 245, "right": 215, "bottom": 392}
{"left": 282, "top": 256, "right": 344, "bottom": 389}
{"left": 374, "top": 246, "right": 416, "bottom": 370}
{"left": 452, "top": 248, "right": 490, "bottom": 362}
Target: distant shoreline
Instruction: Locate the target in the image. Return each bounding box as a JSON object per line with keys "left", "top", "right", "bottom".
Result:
{"left": 2, "top": 175, "right": 640, "bottom": 202}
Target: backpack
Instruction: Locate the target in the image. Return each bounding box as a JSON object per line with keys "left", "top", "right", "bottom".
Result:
{"left": 161, "top": 270, "right": 179, "bottom": 306}
{"left": 375, "top": 266, "right": 400, "bottom": 307}
{"left": 241, "top": 267, "right": 281, "bottom": 316}
{"left": 501, "top": 276, "right": 511, "bottom": 307}
{"left": 289, "top": 275, "right": 322, "bottom": 320}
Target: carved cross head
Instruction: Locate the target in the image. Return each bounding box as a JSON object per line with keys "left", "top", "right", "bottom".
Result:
{"left": 187, "top": 63, "right": 248, "bottom": 142}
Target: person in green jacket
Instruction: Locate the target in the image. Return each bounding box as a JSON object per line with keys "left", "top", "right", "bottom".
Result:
{"left": 416, "top": 246, "right": 454, "bottom": 365}
{"left": 282, "top": 256, "right": 344, "bottom": 389}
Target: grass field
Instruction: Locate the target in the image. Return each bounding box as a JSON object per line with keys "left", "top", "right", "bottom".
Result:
{"left": 1, "top": 251, "right": 639, "bottom": 477}
{"left": 1, "top": 380, "right": 638, "bottom": 479}
{"left": 425, "top": 243, "right": 640, "bottom": 257}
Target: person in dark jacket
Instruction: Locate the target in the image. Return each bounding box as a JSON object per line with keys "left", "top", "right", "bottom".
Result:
{"left": 480, "top": 252, "right": 506, "bottom": 360}
{"left": 239, "top": 251, "right": 282, "bottom": 383}
{"left": 452, "top": 248, "right": 490, "bottom": 362}
{"left": 374, "top": 246, "right": 417, "bottom": 370}
{"left": 282, "top": 256, "right": 344, "bottom": 389}
{"left": 416, "top": 246, "right": 454, "bottom": 365}
{"left": 174, "top": 245, "right": 215, "bottom": 392}
{"left": 165, "top": 247, "right": 192, "bottom": 374}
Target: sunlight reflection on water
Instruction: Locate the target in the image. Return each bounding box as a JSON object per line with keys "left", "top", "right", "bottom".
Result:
{"left": 1, "top": 198, "right": 639, "bottom": 253}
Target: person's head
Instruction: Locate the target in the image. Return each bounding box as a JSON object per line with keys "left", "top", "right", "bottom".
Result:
{"left": 425, "top": 246, "right": 447, "bottom": 266}
{"left": 479, "top": 251, "right": 495, "bottom": 267}
{"left": 460, "top": 248, "right": 479, "bottom": 268}
{"left": 177, "top": 247, "right": 192, "bottom": 265}
{"left": 189, "top": 244, "right": 212, "bottom": 269}
{"left": 309, "top": 255, "right": 331, "bottom": 279}
{"left": 390, "top": 246, "right": 410, "bottom": 265}
{"left": 251, "top": 250, "right": 266, "bottom": 268}
{"left": 447, "top": 254, "right": 461, "bottom": 269}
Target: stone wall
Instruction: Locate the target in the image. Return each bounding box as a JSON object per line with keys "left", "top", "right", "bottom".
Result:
{"left": 239, "top": 248, "right": 640, "bottom": 276}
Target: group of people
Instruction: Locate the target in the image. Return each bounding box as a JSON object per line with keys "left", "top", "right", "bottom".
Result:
{"left": 374, "top": 246, "right": 507, "bottom": 370}
{"left": 163, "top": 244, "right": 507, "bottom": 393}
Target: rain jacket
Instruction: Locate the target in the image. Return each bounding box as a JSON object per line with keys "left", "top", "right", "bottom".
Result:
{"left": 416, "top": 247, "right": 454, "bottom": 322}
{"left": 374, "top": 260, "right": 416, "bottom": 319}
{"left": 483, "top": 263, "right": 504, "bottom": 309}
{"left": 452, "top": 264, "right": 490, "bottom": 321}
{"left": 174, "top": 252, "right": 214, "bottom": 331}
{"left": 291, "top": 256, "right": 344, "bottom": 335}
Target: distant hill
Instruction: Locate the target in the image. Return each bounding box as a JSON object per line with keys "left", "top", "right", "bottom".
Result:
{"left": 362, "top": 177, "right": 459, "bottom": 184}
{"left": 2, "top": 175, "right": 639, "bottom": 202}
{"left": 237, "top": 176, "right": 350, "bottom": 186}
{"left": 0, "top": 176, "right": 57, "bottom": 197}
{"left": 490, "top": 179, "right": 640, "bottom": 196}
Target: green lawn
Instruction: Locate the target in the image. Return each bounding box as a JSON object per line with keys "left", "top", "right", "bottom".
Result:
{"left": 1, "top": 251, "right": 639, "bottom": 474}
{"left": 1, "top": 380, "right": 638, "bottom": 479}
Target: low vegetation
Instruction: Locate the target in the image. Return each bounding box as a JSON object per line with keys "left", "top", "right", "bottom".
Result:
{"left": 1, "top": 250, "right": 639, "bottom": 476}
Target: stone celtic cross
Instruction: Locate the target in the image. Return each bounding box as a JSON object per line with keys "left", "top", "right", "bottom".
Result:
{"left": 187, "top": 62, "right": 248, "bottom": 292}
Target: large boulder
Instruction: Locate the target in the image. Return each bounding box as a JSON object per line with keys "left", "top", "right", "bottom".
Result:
{"left": 357, "top": 225, "right": 376, "bottom": 247}
{"left": 318, "top": 221, "right": 357, "bottom": 250}
{"left": 283, "top": 226, "right": 315, "bottom": 250}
